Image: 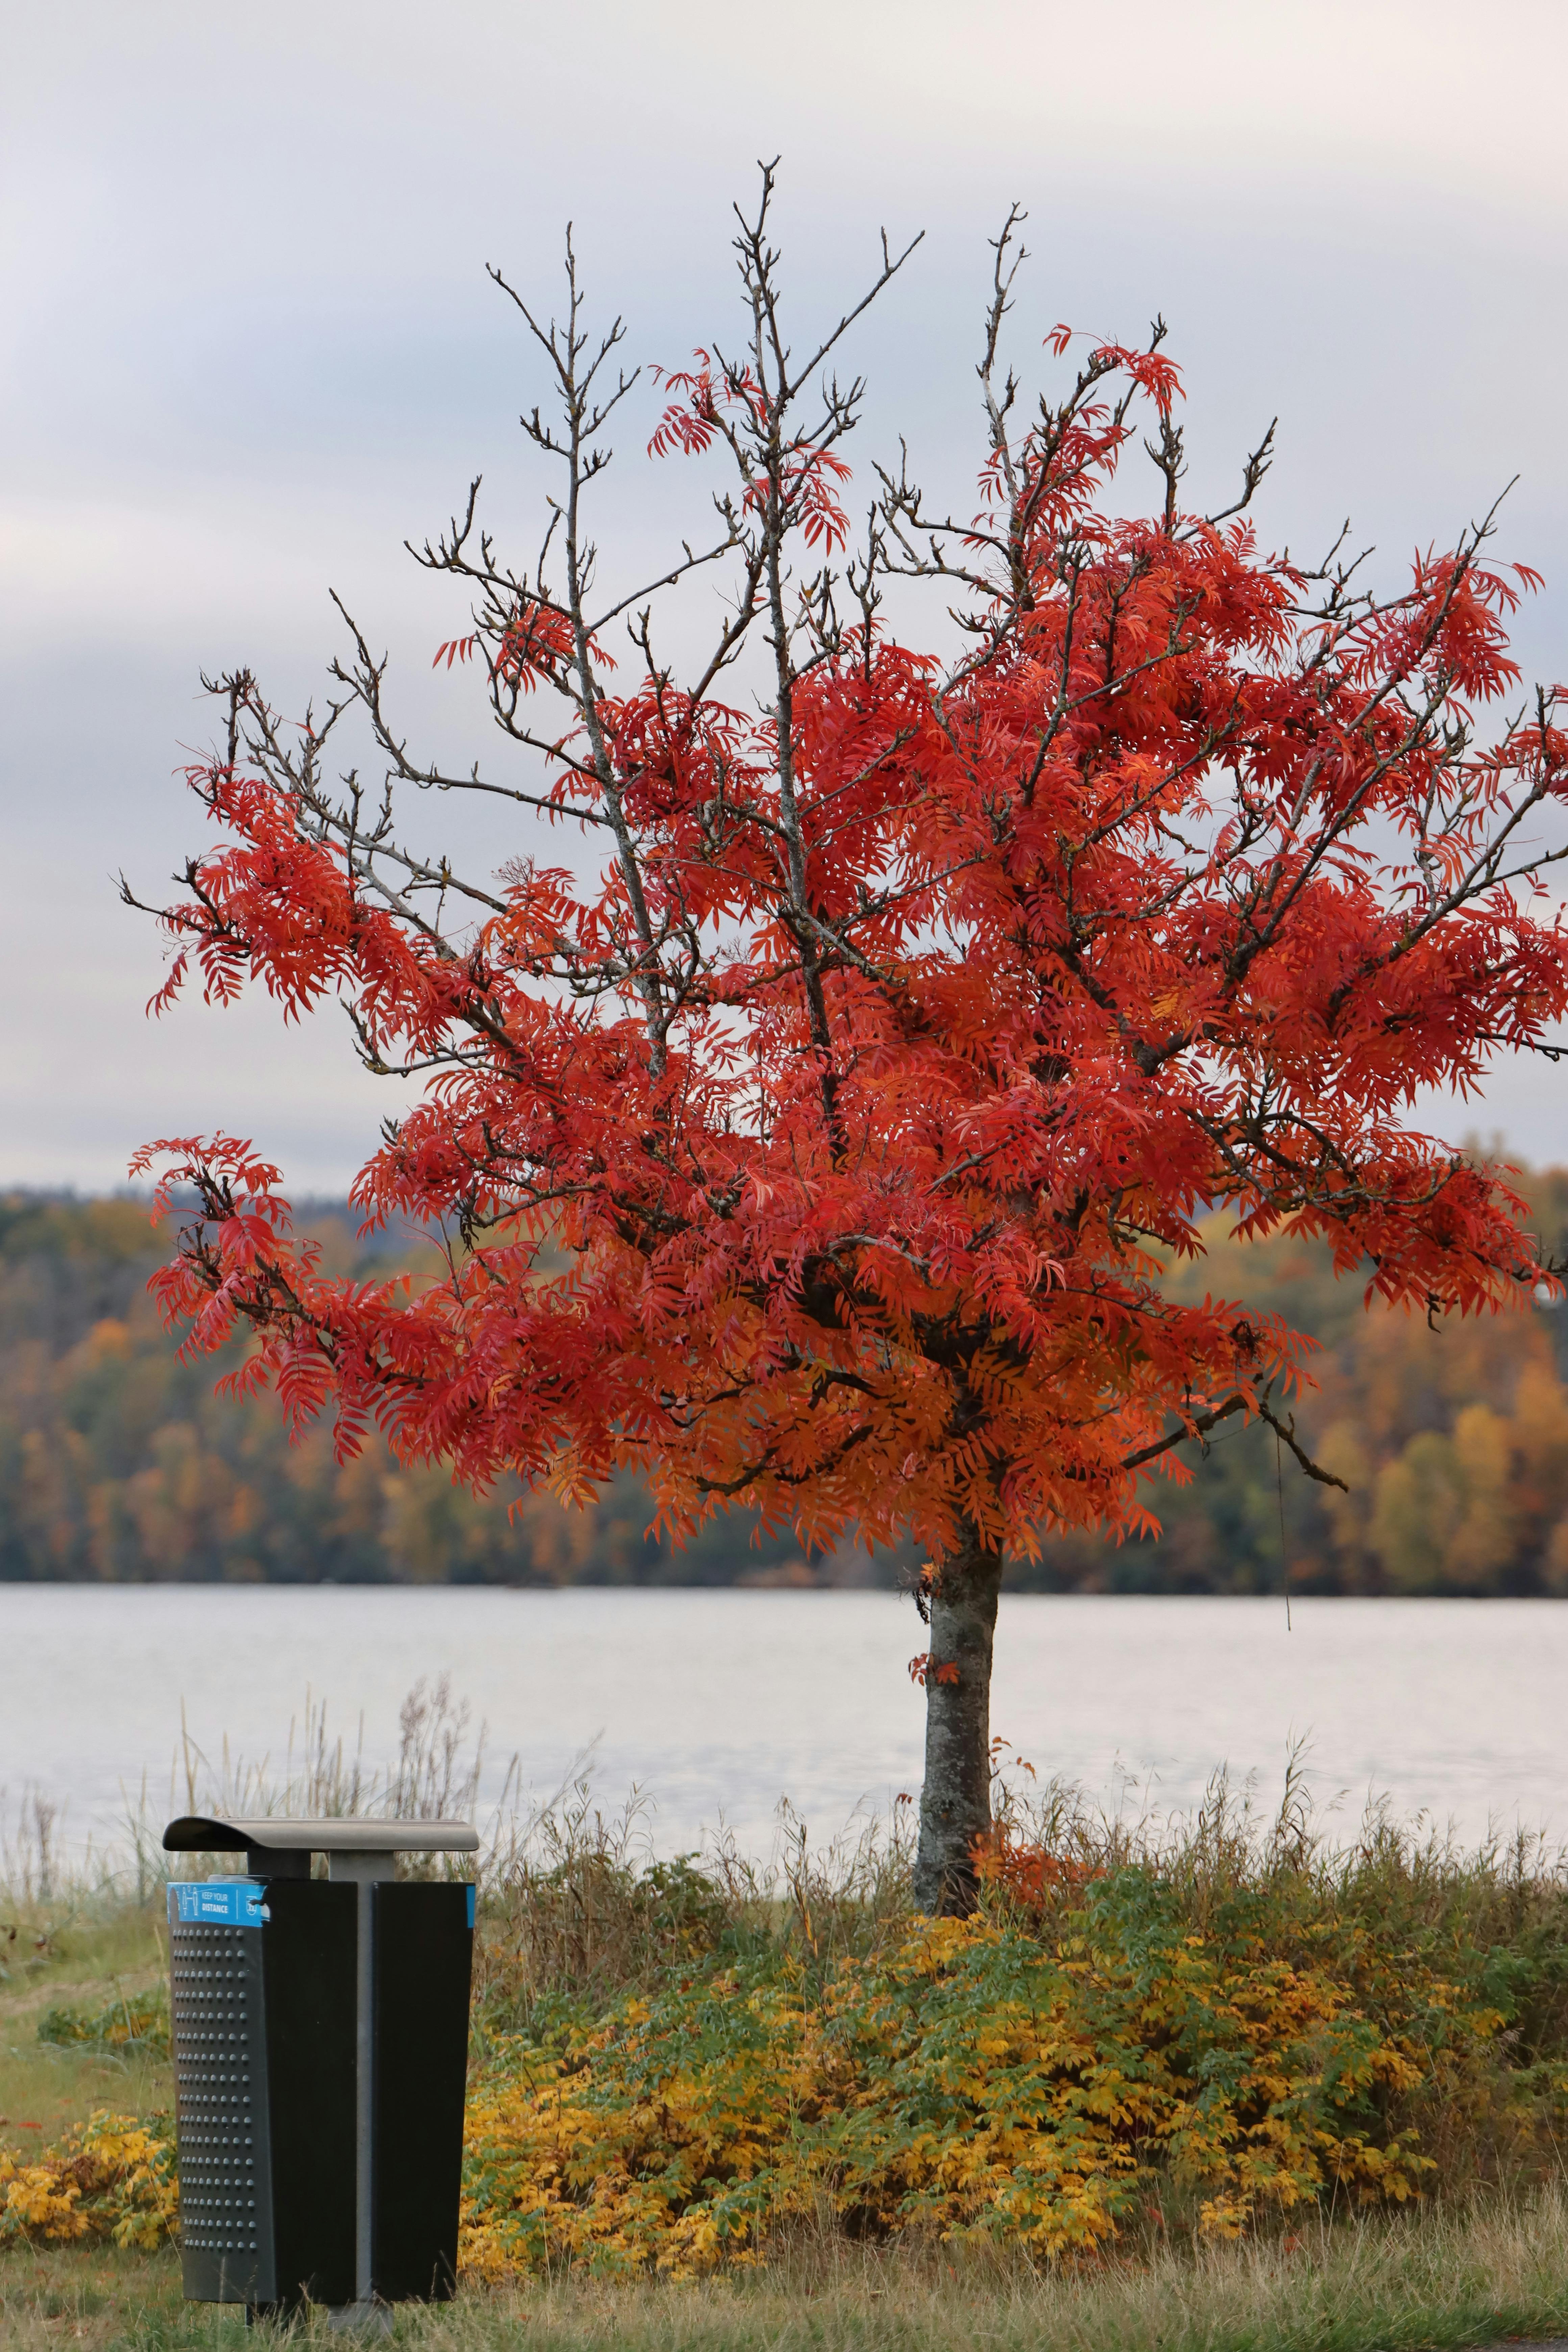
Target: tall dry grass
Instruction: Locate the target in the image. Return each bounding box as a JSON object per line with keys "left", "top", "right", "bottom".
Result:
{"left": 7, "top": 2183, "right": 1568, "bottom": 2351}
{"left": 418, "top": 2184, "right": 1568, "bottom": 2352}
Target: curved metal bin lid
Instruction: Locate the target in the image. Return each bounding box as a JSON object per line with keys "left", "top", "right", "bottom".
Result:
{"left": 163, "top": 1814, "right": 480, "bottom": 1854}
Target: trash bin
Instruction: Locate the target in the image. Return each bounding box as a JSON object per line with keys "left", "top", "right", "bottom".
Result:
{"left": 163, "top": 1814, "right": 479, "bottom": 2324}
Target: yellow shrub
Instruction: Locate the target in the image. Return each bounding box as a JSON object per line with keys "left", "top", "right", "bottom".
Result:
{"left": 461, "top": 1894, "right": 1482, "bottom": 2279}
{"left": 0, "top": 2112, "right": 177, "bottom": 2249}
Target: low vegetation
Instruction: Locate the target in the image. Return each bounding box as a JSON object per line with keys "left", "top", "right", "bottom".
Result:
{"left": 9, "top": 1759, "right": 1568, "bottom": 2348}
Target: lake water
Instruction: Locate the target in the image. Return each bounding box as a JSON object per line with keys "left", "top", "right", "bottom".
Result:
{"left": 1, "top": 1585, "right": 1564, "bottom": 1868}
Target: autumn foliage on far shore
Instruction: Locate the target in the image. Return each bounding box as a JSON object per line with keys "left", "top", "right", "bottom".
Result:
{"left": 7, "top": 1185, "right": 1568, "bottom": 1594}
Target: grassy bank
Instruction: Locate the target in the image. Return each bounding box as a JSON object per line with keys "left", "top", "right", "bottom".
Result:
{"left": 10, "top": 1747, "right": 1568, "bottom": 2339}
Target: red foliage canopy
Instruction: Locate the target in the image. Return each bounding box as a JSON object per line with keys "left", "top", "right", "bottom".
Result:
{"left": 132, "top": 191, "right": 1568, "bottom": 1582}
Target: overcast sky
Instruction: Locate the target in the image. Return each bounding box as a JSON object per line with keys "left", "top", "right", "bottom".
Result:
{"left": 4, "top": 0, "right": 1568, "bottom": 1194}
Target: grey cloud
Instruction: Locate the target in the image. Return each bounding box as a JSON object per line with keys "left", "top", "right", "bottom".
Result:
{"left": 3, "top": 0, "right": 1566, "bottom": 1188}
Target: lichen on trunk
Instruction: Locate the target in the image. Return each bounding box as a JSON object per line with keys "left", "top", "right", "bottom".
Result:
{"left": 912, "top": 1518, "right": 1003, "bottom": 1915}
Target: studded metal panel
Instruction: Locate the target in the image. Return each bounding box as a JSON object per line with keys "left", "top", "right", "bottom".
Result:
{"left": 170, "top": 1918, "right": 275, "bottom": 2304}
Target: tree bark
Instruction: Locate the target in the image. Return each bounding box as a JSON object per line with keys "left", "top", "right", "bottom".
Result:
{"left": 912, "top": 1518, "right": 1003, "bottom": 1915}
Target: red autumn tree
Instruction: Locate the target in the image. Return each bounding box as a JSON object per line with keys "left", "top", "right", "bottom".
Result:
{"left": 131, "top": 175, "right": 1568, "bottom": 1911}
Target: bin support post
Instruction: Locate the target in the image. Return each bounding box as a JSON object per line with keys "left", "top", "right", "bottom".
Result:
{"left": 326, "top": 1852, "right": 394, "bottom": 2333}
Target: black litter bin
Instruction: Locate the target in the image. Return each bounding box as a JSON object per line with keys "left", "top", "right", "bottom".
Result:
{"left": 163, "top": 1814, "right": 479, "bottom": 2324}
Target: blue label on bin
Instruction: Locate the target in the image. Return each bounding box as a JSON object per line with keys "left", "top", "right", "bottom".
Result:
{"left": 168, "top": 1878, "right": 268, "bottom": 1927}
{"left": 466, "top": 1885, "right": 476, "bottom": 1929}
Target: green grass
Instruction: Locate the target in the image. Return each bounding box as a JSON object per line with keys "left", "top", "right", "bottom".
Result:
{"left": 0, "top": 1898, "right": 172, "bottom": 2150}
{"left": 5, "top": 2189, "right": 1568, "bottom": 2351}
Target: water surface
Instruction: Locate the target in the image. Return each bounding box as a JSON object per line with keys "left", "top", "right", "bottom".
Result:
{"left": 1, "top": 1585, "right": 1560, "bottom": 1863}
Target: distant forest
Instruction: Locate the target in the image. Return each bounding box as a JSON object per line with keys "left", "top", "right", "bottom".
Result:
{"left": 4, "top": 1176, "right": 1568, "bottom": 1593}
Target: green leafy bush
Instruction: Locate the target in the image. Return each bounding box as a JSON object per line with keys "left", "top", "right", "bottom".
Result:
{"left": 36, "top": 1989, "right": 169, "bottom": 2059}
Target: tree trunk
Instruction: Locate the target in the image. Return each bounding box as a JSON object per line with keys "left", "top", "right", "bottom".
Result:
{"left": 912, "top": 1519, "right": 1003, "bottom": 1915}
